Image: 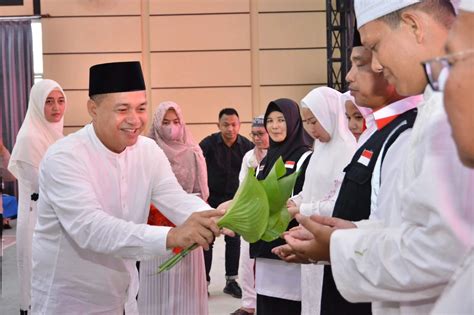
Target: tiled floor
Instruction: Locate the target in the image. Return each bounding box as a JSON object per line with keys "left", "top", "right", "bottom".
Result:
{"left": 0, "top": 220, "right": 241, "bottom": 315}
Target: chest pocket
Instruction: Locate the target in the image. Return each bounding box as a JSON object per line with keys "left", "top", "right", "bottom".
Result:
{"left": 343, "top": 163, "right": 373, "bottom": 185}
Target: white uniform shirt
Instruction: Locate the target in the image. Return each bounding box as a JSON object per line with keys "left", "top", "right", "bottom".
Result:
{"left": 238, "top": 148, "right": 259, "bottom": 183}
{"left": 368, "top": 96, "right": 421, "bottom": 223}
{"left": 32, "top": 124, "right": 211, "bottom": 314}
{"left": 329, "top": 88, "right": 472, "bottom": 315}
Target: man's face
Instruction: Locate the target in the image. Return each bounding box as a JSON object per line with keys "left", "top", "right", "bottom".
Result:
{"left": 443, "top": 11, "right": 474, "bottom": 167}
{"left": 87, "top": 91, "right": 147, "bottom": 153}
{"left": 345, "top": 46, "right": 395, "bottom": 110}
{"left": 360, "top": 18, "right": 429, "bottom": 96}
{"left": 218, "top": 114, "right": 240, "bottom": 143}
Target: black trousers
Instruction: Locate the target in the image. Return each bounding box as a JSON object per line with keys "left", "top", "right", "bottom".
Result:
{"left": 257, "top": 293, "right": 301, "bottom": 315}
{"left": 204, "top": 234, "right": 240, "bottom": 282}
{"left": 321, "top": 266, "right": 371, "bottom": 315}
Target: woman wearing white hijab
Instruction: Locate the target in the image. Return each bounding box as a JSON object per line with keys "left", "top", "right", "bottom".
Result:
{"left": 8, "top": 79, "right": 66, "bottom": 314}
{"left": 138, "top": 101, "right": 208, "bottom": 315}
{"left": 293, "top": 87, "right": 357, "bottom": 315}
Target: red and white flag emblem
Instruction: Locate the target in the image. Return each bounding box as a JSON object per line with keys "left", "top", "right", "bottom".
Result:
{"left": 284, "top": 161, "right": 296, "bottom": 169}
{"left": 357, "top": 149, "right": 373, "bottom": 166}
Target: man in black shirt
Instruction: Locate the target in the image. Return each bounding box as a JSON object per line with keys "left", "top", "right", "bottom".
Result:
{"left": 200, "top": 108, "right": 254, "bottom": 298}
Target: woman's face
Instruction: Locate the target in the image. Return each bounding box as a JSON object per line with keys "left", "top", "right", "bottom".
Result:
{"left": 302, "top": 108, "right": 331, "bottom": 143}
{"left": 250, "top": 126, "right": 269, "bottom": 150}
{"left": 44, "top": 89, "right": 66, "bottom": 123}
{"left": 266, "top": 111, "right": 287, "bottom": 143}
{"left": 344, "top": 101, "right": 364, "bottom": 141}
{"left": 162, "top": 108, "right": 180, "bottom": 126}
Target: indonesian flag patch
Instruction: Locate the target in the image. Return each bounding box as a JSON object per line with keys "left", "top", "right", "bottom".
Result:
{"left": 284, "top": 161, "right": 296, "bottom": 169}
{"left": 357, "top": 149, "right": 373, "bottom": 166}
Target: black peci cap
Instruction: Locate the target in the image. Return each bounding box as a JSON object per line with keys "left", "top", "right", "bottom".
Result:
{"left": 88, "top": 61, "right": 146, "bottom": 97}
{"left": 352, "top": 26, "right": 362, "bottom": 47}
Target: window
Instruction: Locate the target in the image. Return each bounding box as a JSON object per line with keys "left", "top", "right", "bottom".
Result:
{"left": 31, "top": 19, "right": 43, "bottom": 83}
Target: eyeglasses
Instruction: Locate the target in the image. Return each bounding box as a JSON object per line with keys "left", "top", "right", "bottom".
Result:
{"left": 250, "top": 132, "right": 266, "bottom": 139}
{"left": 422, "top": 50, "right": 474, "bottom": 92}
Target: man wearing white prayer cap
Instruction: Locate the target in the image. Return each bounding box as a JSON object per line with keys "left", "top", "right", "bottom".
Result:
{"left": 438, "top": 0, "right": 474, "bottom": 168}
{"left": 429, "top": 1, "right": 474, "bottom": 313}
{"left": 271, "top": 1, "right": 473, "bottom": 315}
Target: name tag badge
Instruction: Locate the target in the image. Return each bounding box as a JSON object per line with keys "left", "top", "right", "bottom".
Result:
{"left": 357, "top": 149, "right": 373, "bottom": 167}
{"left": 284, "top": 161, "right": 295, "bottom": 169}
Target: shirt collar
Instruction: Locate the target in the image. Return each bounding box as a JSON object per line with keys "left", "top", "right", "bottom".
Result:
{"left": 87, "top": 123, "right": 133, "bottom": 159}
{"left": 372, "top": 95, "right": 422, "bottom": 130}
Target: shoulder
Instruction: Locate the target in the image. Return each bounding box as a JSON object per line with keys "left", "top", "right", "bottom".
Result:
{"left": 43, "top": 127, "right": 86, "bottom": 157}
{"left": 41, "top": 128, "right": 91, "bottom": 174}
{"left": 238, "top": 135, "right": 254, "bottom": 148}
{"left": 199, "top": 133, "right": 218, "bottom": 146}
{"left": 243, "top": 148, "right": 255, "bottom": 159}
{"left": 199, "top": 133, "right": 220, "bottom": 153}
{"left": 288, "top": 147, "right": 312, "bottom": 162}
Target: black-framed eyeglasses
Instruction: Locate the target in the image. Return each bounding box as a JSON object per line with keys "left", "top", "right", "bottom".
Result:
{"left": 249, "top": 132, "right": 266, "bottom": 138}
{"left": 422, "top": 49, "right": 474, "bottom": 92}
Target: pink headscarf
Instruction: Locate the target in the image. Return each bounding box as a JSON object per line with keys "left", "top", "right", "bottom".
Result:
{"left": 148, "top": 101, "right": 209, "bottom": 201}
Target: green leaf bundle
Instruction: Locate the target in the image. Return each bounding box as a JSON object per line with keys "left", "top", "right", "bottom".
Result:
{"left": 157, "top": 156, "right": 300, "bottom": 273}
{"left": 216, "top": 167, "right": 269, "bottom": 243}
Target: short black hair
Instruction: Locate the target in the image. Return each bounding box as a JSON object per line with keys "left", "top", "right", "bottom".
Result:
{"left": 218, "top": 108, "right": 239, "bottom": 120}
{"left": 377, "top": 0, "right": 455, "bottom": 29}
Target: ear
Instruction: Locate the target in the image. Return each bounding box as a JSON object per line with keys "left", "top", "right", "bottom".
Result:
{"left": 400, "top": 11, "right": 424, "bottom": 44}
{"left": 87, "top": 99, "right": 97, "bottom": 121}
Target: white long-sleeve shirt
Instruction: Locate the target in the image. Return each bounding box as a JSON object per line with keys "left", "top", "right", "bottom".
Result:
{"left": 330, "top": 88, "right": 472, "bottom": 315}
{"left": 32, "top": 124, "right": 211, "bottom": 315}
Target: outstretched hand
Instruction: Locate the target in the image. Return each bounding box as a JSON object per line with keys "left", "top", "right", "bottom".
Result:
{"left": 310, "top": 215, "right": 357, "bottom": 230}
{"left": 286, "top": 199, "right": 300, "bottom": 218}
{"left": 166, "top": 209, "right": 225, "bottom": 250}
{"left": 272, "top": 214, "right": 337, "bottom": 263}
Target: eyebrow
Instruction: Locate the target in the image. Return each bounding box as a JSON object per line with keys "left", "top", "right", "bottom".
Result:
{"left": 351, "top": 56, "right": 364, "bottom": 63}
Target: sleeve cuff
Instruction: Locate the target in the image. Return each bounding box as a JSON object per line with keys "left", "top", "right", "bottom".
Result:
{"left": 300, "top": 203, "right": 314, "bottom": 216}
{"left": 353, "top": 219, "right": 384, "bottom": 229}
{"left": 143, "top": 225, "right": 173, "bottom": 257}
{"left": 291, "top": 193, "right": 303, "bottom": 207}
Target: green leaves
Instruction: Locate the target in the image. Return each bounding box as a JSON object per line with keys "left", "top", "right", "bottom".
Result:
{"left": 217, "top": 157, "right": 299, "bottom": 243}
{"left": 259, "top": 157, "right": 299, "bottom": 242}
{"left": 217, "top": 167, "right": 269, "bottom": 243}
{"left": 157, "top": 156, "right": 300, "bottom": 274}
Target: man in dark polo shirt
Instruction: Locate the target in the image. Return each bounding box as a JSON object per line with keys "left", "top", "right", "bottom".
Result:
{"left": 200, "top": 108, "right": 254, "bottom": 298}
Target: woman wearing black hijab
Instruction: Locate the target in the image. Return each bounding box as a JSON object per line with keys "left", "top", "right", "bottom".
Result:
{"left": 249, "top": 98, "right": 311, "bottom": 315}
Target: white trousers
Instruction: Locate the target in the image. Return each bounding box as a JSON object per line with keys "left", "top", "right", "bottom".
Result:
{"left": 301, "top": 264, "right": 323, "bottom": 315}
{"left": 239, "top": 239, "right": 256, "bottom": 309}
{"left": 16, "top": 188, "right": 36, "bottom": 311}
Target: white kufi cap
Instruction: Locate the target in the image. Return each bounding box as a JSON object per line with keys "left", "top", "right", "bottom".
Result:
{"left": 355, "top": 0, "right": 421, "bottom": 28}
{"left": 459, "top": 0, "right": 474, "bottom": 12}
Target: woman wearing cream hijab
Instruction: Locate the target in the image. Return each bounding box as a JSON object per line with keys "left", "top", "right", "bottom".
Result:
{"left": 291, "top": 87, "right": 357, "bottom": 315}
{"left": 9, "top": 79, "right": 66, "bottom": 314}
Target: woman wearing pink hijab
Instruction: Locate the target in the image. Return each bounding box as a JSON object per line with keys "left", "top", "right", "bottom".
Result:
{"left": 138, "top": 101, "right": 209, "bottom": 315}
